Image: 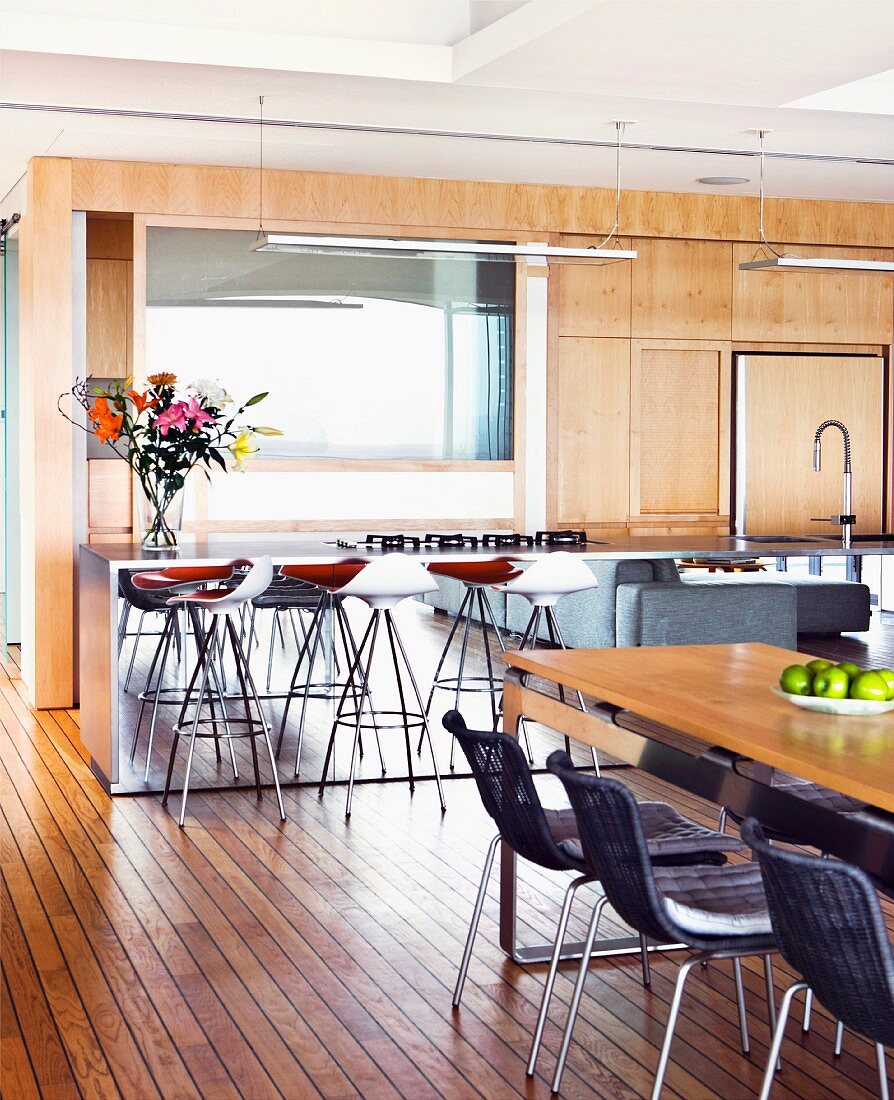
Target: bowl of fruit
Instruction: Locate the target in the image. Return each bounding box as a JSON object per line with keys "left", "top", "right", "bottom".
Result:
{"left": 776, "top": 660, "right": 894, "bottom": 716}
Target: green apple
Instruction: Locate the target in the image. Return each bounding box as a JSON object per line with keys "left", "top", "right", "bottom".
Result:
{"left": 812, "top": 667, "right": 850, "bottom": 699}
{"left": 836, "top": 661, "right": 861, "bottom": 680}
{"left": 805, "top": 659, "right": 834, "bottom": 675}
{"left": 873, "top": 668, "right": 894, "bottom": 701}
{"left": 849, "top": 671, "right": 888, "bottom": 702}
{"left": 779, "top": 665, "right": 812, "bottom": 695}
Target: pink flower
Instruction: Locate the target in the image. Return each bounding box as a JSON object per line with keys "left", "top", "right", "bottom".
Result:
{"left": 153, "top": 401, "right": 190, "bottom": 437}
{"left": 184, "top": 396, "right": 216, "bottom": 431}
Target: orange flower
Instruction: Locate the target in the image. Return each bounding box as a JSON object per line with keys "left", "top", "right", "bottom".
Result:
{"left": 128, "top": 389, "right": 157, "bottom": 415}
{"left": 147, "top": 372, "right": 177, "bottom": 387}
{"left": 88, "top": 396, "right": 123, "bottom": 443}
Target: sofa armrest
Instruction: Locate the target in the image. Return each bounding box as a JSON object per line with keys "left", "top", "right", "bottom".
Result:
{"left": 616, "top": 581, "right": 798, "bottom": 649}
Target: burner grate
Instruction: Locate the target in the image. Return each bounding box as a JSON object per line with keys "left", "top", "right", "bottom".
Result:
{"left": 364, "top": 534, "right": 422, "bottom": 550}
{"left": 424, "top": 533, "right": 480, "bottom": 548}
{"left": 481, "top": 533, "right": 534, "bottom": 548}
{"left": 535, "top": 529, "right": 588, "bottom": 546}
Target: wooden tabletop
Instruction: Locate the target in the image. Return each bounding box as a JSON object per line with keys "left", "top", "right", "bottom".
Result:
{"left": 506, "top": 642, "right": 894, "bottom": 813}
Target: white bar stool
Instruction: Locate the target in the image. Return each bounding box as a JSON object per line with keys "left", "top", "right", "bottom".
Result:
{"left": 161, "top": 556, "right": 286, "bottom": 827}
{"left": 499, "top": 551, "right": 600, "bottom": 769}
{"left": 320, "top": 553, "right": 447, "bottom": 817}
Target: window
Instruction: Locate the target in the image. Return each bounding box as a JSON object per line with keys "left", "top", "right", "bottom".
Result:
{"left": 146, "top": 227, "right": 515, "bottom": 461}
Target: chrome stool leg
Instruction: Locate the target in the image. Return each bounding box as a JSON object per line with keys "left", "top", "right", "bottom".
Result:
{"left": 453, "top": 833, "right": 501, "bottom": 1008}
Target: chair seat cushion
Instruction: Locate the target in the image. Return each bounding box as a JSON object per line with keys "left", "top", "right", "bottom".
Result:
{"left": 653, "top": 861, "right": 772, "bottom": 937}
{"left": 552, "top": 801, "right": 746, "bottom": 865}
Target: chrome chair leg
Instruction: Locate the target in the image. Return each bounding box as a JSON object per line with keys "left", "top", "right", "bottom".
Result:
{"left": 123, "top": 611, "right": 147, "bottom": 692}
{"left": 733, "top": 957, "right": 750, "bottom": 1054}
{"left": 526, "top": 874, "right": 595, "bottom": 1075}
{"left": 649, "top": 955, "right": 703, "bottom": 1100}
{"left": 834, "top": 1019, "right": 845, "bottom": 1056}
{"left": 758, "top": 981, "right": 809, "bottom": 1100}
{"left": 117, "top": 601, "right": 131, "bottom": 656}
{"left": 550, "top": 895, "right": 608, "bottom": 1094}
{"left": 877, "top": 1043, "right": 889, "bottom": 1100}
{"left": 453, "top": 833, "right": 500, "bottom": 1007}
{"left": 802, "top": 987, "right": 813, "bottom": 1032}
{"left": 640, "top": 932, "right": 652, "bottom": 987}
{"left": 763, "top": 955, "right": 780, "bottom": 1071}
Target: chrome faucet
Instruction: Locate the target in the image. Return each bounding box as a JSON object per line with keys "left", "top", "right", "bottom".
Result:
{"left": 812, "top": 419, "right": 855, "bottom": 549}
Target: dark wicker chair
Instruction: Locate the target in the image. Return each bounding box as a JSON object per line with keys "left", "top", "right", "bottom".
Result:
{"left": 444, "top": 711, "right": 749, "bottom": 1078}
{"left": 547, "top": 750, "right": 777, "bottom": 1098}
{"left": 742, "top": 818, "right": 894, "bottom": 1100}
{"left": 118, "top": 569, "right": 175, "bottom": 692}
{"left": 248, "top": 575, "right": 321, "bottom": 691}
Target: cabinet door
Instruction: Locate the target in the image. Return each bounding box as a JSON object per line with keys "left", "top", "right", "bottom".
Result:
{"left": 630, "top": 343, "right": 731, "bottom": 518}
{"left": 741, "top": 354, "right": 884, "bottom": 535}
{"left": 556, "top": 337, "right": 630, "bottom": 526}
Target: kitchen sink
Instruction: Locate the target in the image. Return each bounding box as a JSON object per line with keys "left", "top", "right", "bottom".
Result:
{"left": 729, "top": 535, "right": 837, "bottom": 544}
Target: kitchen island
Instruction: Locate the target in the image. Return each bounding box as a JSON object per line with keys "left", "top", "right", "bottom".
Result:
{"left": 80, "top": 532, "right": 894, "bottom": 793}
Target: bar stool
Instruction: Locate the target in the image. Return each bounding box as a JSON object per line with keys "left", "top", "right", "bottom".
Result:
{"left": 162, "top": 556, "right": 285, "bottom": 827}
{"left": 424, "top": 559, "right": 533, "bottom": 768}
{"left": 274, "top": 562, "right": 384, "bottom": 779}
{"left": 498, "top": 551, "right": 600, "bottom": 769}
{"left": 130, "top": 560, "right": 247, "bottom": 781}
{"left": 320, "top": 553, "right": 447, "bottom": 816}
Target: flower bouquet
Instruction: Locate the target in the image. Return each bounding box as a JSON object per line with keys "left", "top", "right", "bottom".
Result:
{"left": 61, "top": 373, "right": 281, "bottom": 549}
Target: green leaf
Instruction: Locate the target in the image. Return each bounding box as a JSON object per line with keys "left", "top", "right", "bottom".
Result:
{"left": 243, "top": 392, "right": 269, "bottom": 408}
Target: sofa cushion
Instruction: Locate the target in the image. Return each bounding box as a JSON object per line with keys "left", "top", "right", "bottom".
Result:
{"left": 683, "top": 573, "right": 870, "bottom": 634}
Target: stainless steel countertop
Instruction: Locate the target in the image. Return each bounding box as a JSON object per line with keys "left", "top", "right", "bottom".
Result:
{"left": 79, "top": 531, "right": 894, "bottom": 569}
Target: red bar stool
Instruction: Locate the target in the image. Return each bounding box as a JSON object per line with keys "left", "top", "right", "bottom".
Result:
{"left": 424, "top": 559, "right": 529, "bottom": 768}
{"left": 275, "top": 562, "right": 383, "bottom": 779}
{"left": 498, "top": 551, "right": 600, "bottom": 769}
{"left": 161, "top": 556, "right": 285, "bottom": 827}
{"left": 130, "top": 560, "right": 248, "bottom": 781}
{"left": 319, "top": 554, "right": 447, "bottom": 817}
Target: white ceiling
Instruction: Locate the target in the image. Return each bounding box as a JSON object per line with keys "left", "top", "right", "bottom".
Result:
{"left": 1, "top": 0, "right": 893, "bottom": 210}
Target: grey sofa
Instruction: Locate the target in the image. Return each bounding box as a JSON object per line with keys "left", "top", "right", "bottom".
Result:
{"left": 419, "top": 558, "right": 870, "bottom": 650}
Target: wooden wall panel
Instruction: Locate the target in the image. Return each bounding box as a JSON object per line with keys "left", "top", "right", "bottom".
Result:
{"left": 631, "top": 238, "right": 732, "bottom": 339}
{"left": 743, "top": 354, "right": 884, "bottom": 535}
{"left": 732, "top": 244, "right": 894, "bottom": 344}
{"left": 19, "top": 157, "right": 74, "bottom": 708}
{"left": 557, "top": 338, "right": 630, "bottom": 525}
{"left": 558, "top": 236, "right": 632, "bottom": 337}
{"left": 631, "top": 346, "right": 726, "bottom": 515}
{"left": 86, "top": 259, "right": 130, "bottom": 377}
{"left": 87, "top": 460, "right": 133, "bottom": 530}
{"left": 68, "top": 158, "right": 894, "bottom": 247}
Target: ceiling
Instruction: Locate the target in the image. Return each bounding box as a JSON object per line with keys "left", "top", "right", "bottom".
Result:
{"left": 2, "top": 0, "right": 893, "bottom": 211}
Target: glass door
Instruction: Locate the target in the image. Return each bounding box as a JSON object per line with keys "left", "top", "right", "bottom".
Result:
{"left": 1, "top": 227, "right": 20, "bottom": 658}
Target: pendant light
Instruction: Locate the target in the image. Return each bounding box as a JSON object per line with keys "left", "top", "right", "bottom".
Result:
{"left": 739, "top": 130, "right": 894, "bottom": 273}
{"left": 253, "top": 121, "right": 637, "bottom": 266}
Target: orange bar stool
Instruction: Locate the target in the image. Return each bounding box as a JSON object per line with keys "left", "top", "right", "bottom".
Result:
{"left": 497, "top": 551, "right": 600, "bottom": 769}
{"left": 161, "top": 556, "right": 285, "bottom": 827}
{"left": 424, "top": 559, "right": 524, "bottom": 768}
{"left": 130, "top": 559, "right": 249, "bottom": 782}
{"left": 274, "top": 561, "right": 383, "bottom": 778}
{"left": 318, "top": 554, "right": 447, "bottom": 817}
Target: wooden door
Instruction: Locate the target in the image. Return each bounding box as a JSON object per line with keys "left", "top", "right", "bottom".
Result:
{"left": 741, "top": 354, "right": 884, "bottom": 535}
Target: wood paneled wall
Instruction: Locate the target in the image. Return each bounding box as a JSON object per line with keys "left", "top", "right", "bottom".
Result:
{"left": 16, "top": 155, "right": 894, "bottom": 707}
{"left": 554, "top": 231, "right": 893, "bottom": 533}
{"left": 18, "top": 158, "right": 75, "bottom": 708}
{"left": 86, "top": 216, "right": 134, "bottom": 379}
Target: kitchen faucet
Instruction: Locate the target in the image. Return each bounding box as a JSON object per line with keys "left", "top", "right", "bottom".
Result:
{"left": 812, "top": 419, "right": 855, "bottom": 549}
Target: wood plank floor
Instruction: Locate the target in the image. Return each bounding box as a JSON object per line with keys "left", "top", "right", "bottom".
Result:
{"left": 3, "top": 606, "right": 894, "bottom": 1099}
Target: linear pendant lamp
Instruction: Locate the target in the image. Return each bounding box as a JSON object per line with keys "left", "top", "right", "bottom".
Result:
{"left": 252, "top": 120, "right": 636, "bottom": 266}
{"left": 739, "top": 130, "right": 894, "bottom": 273}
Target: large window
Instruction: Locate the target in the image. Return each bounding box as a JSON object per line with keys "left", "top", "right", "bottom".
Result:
{"left": 146, "top": 227, "right": 514, "bottom": 461}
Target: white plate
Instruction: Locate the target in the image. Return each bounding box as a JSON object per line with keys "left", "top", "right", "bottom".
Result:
{"left": 772, "top": 686, "right": 894, "bottom": 717}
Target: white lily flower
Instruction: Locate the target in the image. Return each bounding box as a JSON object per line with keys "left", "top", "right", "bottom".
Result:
{"left": 187, "top": 378, "right": 233, "bottom": 409}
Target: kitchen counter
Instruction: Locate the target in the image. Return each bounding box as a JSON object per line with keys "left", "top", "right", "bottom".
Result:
{"left": 79, "top": 531, "right": 891, "bottom": 792}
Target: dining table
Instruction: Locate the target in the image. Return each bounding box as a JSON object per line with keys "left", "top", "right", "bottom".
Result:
{"left": 499, "top": 641, "right": 894, "bottom": 964}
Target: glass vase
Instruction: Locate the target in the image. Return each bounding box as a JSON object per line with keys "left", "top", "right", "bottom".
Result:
{"left": 137, "top": 477, "right": 185, "bottom": 551}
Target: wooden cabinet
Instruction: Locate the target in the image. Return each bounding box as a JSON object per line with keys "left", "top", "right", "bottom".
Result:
{"left": 741, "top": 354, "right": 884, "bottom": 535}
{"left": 630, "top": 342, "right": 730, "bottom": 519}
{"left": 87, "top": 460, "right": 133, "bottom": 537}
{"left": 558, "top": 236, "right": 632, "bottom": 338}
{"left": 631, "top": 238, "right": 732, "bottom": 340}
{"left": 731, "top": 244, "right": 894, "bottom": 344}
{"left": 556, "top": 338, "right": 630, "bottom": 525}
{"left": 87, "top": 258, "right": 132, "bottom": 378}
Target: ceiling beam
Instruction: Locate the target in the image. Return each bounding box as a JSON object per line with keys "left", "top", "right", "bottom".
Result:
{"left": 452, "top": 0, "right": 603, "bottom": 82}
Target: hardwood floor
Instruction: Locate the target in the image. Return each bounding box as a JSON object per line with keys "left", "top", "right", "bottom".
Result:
{"left": 3, "top": 608, "right": 894, "bottom": 1098}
